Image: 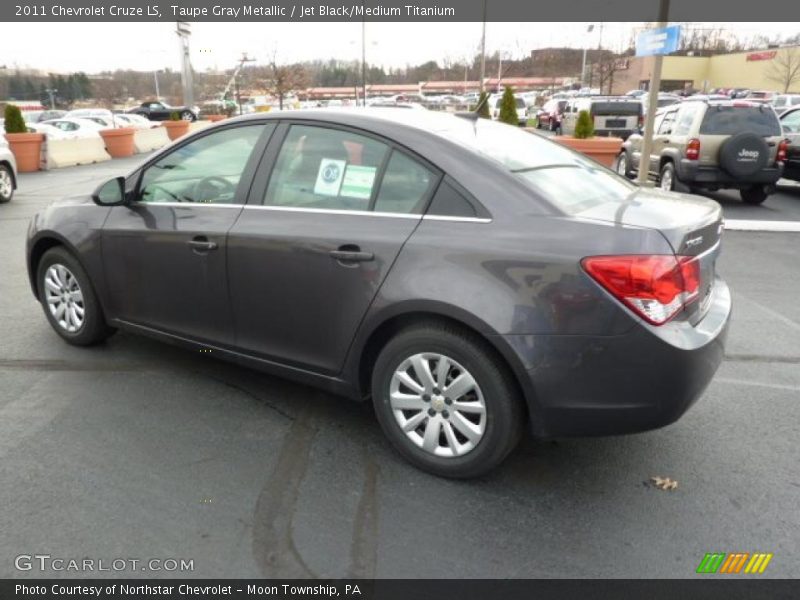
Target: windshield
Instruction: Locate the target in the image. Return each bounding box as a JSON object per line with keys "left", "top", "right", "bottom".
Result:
{"left": 699, "top": 106, "right": 781, "bottom": 136}
{"left": 436, "top": 118, "right": 636, "bottom": 213}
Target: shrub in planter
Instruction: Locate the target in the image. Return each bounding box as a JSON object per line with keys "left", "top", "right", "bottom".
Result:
{"left": 162, "top": 111, "right": 191, "bottom": 141}
{"left": 498, "top": 86, "right": 519, "bottom": 126}
{"left": 4, "top": 104, "right": 44, "bottom": 172}
{"left": 553, "top": 109, "right": 621, "bottom": 168}
{"left": 574, "top": 110, "right": 595, "bottom": 139}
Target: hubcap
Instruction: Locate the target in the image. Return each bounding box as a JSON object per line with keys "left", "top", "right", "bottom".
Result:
{"left": 616, "top": 156, "right": 627, "bottom": 176}
{"left": 0, "top": 170, "right": 11, "bottom": 198}
{"left": 181, "top": 113, "right": 193, "bottom": 121}
{"left": 44, "top": 264, "right": 85, "bottom": 333}
{"left": 661, "top": 170, "right": 673, "bottom": 191}
{"left": 389, "top": 353, "right": 487, "bottom": 458}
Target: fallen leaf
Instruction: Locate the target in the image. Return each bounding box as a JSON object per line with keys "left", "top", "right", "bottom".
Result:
{"left": 650, "top": 476, "right": 678, "bottom": 491}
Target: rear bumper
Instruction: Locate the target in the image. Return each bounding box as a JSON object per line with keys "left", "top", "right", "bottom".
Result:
{"left": 504, "top": 277, "right": 731, "bottom": 438}
{"left": 677, "top": 160, "right": 783, "bottom": 187}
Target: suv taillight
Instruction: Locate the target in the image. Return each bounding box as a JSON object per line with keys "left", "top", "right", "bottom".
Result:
{"left": 777, "top": 139, "right": 788, "bottom": 163}
{"left": 582, "top": 255, "right": 701, "bottom": 325}
{"left": 638, "top": 114, "right": 644, "bottom": 128}
{"left": 685, "top": 138, "right": 701, "bottom": 160}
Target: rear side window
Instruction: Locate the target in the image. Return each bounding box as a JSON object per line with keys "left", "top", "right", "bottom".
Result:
{"left": 699, "top": 107, "right": 781, "bottom": 136}
{"left": 373, "top": 151, "right": 436, "bottom": 214}
{"left": 673, "top": 104, "right": 701, "bottom": 136}
{"left": 427, "top": 180, "right": 479, "bottom": 218}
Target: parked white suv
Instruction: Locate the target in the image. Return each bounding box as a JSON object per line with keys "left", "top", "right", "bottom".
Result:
{"left": 0, "top": 136, "right": 18, "bottom": 203}
{"left": 489, "top": 94, "right": 528, "bottom": 126}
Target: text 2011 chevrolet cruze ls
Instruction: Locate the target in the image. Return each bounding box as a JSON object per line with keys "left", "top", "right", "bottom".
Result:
{"left": 26, "top": 109, "right": 731, "bottom": 477}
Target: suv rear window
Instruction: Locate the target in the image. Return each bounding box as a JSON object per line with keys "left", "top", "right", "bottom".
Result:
{"left": 699, "top": 106, "right": 781, "bottom": 136}
{"left": 590, "top": 102, "right": 642, "bottom": 116}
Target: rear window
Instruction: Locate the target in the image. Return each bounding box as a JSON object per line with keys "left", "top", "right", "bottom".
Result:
{"left": 699, "top": 106, "right": 781, "bottom": 136}
{"left": 590, "top": 102, "right": 642, "bottom": 116}
{"left": 435, "top": 118, "right": 636, "bottom": 214}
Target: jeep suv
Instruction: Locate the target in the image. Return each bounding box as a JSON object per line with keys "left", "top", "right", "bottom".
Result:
{"left": 617, "top": 99, "right": 787, "bottom": 204}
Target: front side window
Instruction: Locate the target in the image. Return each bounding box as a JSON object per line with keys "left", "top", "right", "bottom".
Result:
{"left": 264, "top": 125, "right": 389, "bottom": 212}
{"left": 138, "top": 125, "right": 265, "bottom": 204}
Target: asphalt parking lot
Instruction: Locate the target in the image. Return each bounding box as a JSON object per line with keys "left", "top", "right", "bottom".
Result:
{"left": 1, "top": 156, "right": 798, "bottom": 579}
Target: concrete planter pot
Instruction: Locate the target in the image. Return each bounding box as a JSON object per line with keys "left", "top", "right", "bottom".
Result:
{"left": 4, "top": 132, "right": 45, "bottom": 172}
{"left": 162, "top": 120, "right": 191, "bottom": 141}
{"left": 553, "top": 136, "right": 623, "bottom": 168}
{"left": 99, "top": 127, "right": 136, "bottom": 158}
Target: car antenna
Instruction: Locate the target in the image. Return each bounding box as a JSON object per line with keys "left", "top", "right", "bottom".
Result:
{"left": 455, "top": 91, "right": 489, "bottom": 121}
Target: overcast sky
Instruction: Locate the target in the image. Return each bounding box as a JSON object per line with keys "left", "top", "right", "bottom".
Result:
{"left": 0, "top": 22, "right": 796, "bottom": 74}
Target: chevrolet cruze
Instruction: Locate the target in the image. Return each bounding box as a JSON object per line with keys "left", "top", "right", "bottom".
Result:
{"left": 26, "top": 109, "right": 731, "bottom": 477}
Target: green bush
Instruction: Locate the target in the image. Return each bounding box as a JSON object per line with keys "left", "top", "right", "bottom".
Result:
{"left": 475, "top": 91, "right": 491, "bottom": 119}
{"left": 169, "top": 111, "right": 181, "bottom": 121}
{"left": 4, "top": 105, "right": 27, "bottom": 134}
{"left": 574, "top": 110, "right": 595, "bottom": 139}
{"left": 498, "top": 86, "right": 519, "bottom": 126}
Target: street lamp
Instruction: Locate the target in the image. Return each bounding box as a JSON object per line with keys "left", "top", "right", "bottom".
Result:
{"left": 581, "top": 24, "right": 595, "bottom": 88}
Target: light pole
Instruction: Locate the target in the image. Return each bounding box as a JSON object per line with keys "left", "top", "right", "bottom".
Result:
{"left": 154, "top": 70, "right": 161, "bottom": 99}
{"left": 637, "top": 0, "right": 670, "bottom": 186}
{"left": 581, "top": 24, "right": 595, "bottom": 88}
{"left": 479, "top": 0, "right": 487, "bottom": 94}
{"left": 176, "top": 21, "right": 194, "bottom": 109}
{"left": 361, "top": 12, "right": 367, "bottom": 106}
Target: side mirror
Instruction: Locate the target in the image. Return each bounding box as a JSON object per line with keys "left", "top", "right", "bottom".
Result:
{"left": 92, "top": 176, "right": 128, "bottom": 207}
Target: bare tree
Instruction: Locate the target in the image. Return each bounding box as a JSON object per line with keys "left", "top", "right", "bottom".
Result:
{"left": 266, "top": 50, "right": 309, "bottom": 109}
{"left": 766, "top": 48, "right": 800, "bottom": 93}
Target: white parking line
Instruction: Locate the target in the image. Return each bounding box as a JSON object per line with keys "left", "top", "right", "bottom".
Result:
{"left": 716, "top": 378, "right": 800, "bottom": 392}
{"left": 724, "top": 220, "right": 800, "bottom": 232}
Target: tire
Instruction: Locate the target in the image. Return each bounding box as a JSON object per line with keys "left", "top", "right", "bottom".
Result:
{"left": 180, "top": 110, "right": 195, "bottom": 122}
{"left": 37, "top": 247, "right": 115, "bottom": 346}
{"left": 0, "top": 164, "right": 13, "bottom": 203}
{"left": 615, "top": 152, "right": 633, "bottom": 179}
{"left": 549, "top": 119, "right": 557, "bottom": 132}
{"left": 659, "top": 162, "right": 678, "bottom": 192}
{"left": 371, "top": 322, "right": 524, "bottom": 479}
{"left": 740, "top": 185, "right": 768, "bottom": 205}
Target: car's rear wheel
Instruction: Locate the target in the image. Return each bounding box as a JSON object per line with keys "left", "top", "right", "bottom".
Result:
{"left": 37, "top": 247, "right": 115, "bottom": 346}
{"left": 371, "top": 322, "right": 523, "bottom": 478}
{"left": 0, "top": 164, "right": 13, "bottom": 203}
{"left": 740, "top": 185, "right": 768, "bottom": 205}
{"left": 659, "top": 162, "right": 677, "bottom": 191}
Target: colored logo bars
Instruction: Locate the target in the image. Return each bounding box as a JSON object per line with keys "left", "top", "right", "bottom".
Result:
{"left": 696, "top": 552, "right": 773, "bottom": 574}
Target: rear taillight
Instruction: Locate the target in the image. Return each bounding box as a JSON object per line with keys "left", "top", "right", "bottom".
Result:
{"left": 638, "top": 114, "right": 644, "bottom": 128}
{"left": 777, "top": 139, "right": 788, "bottom": 163}
{"left": 685, "top": 138, "right": 701, "bottom": 160}
{"left": 582, "top": 255, "right": 701, "bottom": 325}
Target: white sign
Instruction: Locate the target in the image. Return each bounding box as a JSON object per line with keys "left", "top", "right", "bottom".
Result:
{"left": 313, "top": 158, "right": 346, "bottom": 196}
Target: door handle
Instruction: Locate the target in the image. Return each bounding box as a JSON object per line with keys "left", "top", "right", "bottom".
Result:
{"left": 188, "top": 237, "right": 218, "bottom": 252}
{"left": 329, "top": 246, "right": 374, "bottom": 263}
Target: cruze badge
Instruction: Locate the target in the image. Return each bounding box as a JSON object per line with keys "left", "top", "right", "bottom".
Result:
{"left": 685, "top": 236, "right": 704, "bottom": 248}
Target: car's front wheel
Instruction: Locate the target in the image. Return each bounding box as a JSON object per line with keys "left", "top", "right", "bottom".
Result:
{"left": 37, "top": 247, "right": 115, "bottom": 346}
{"left": 180, "top": 110, "right": 195, "bottom": 122}
{"left": 659, "top": 162, "right": 677, "bottom": 191}
{"left": 0, "top": 164, "right": 14, "bottom": 203}
{"left": 372, "top": 322, "right": 523, "bottom": 478}
{"left": 615, "top": 152, "right": 633, "bottom": 179}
